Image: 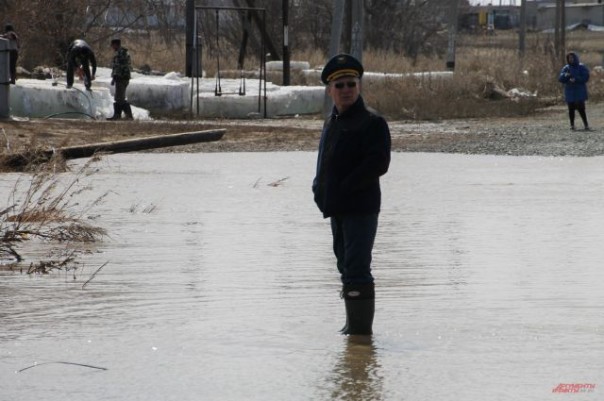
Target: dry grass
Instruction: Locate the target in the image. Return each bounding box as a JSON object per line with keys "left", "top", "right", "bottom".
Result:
{"left": 0, "top": 149, "right": 66, "bottom": 173}
{"left": 293, "top": 30, "right": 604, "bottom": 119}
{"left": 0, "top": 126, "right": 71, "bottom": 173}
{"left": 362, "top": 73, "right": 537, "bottom": 120}
{"left": 1, "top": 159, "right": 107, "bottom": 273}
{"left": 95, "top": 30, "right": 187, "bottom": 74}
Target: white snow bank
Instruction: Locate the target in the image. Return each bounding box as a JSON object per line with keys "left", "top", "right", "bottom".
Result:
{"left": 192, "top": 84, "right": 325, "bottom": 118}
{"left": 9, "top": 78, "right": 150, "bottom": 120}
{"left": 302, "top": 69, "right": 454, "bottom": 85}
{"left": 8, "top": 73, "right": 325, "bottom": 120}
{"left": 93, "top": 67, "right": 189, "bottom": 112}
{"left": 266, "top": 60, "right": 311, "bottom": 71}
{"left": 6, "top": 63, "right": 452, "bottom": 120}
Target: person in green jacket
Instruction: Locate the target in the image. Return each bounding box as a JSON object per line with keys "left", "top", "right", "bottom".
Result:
{"left": 107, "top": 38, "right": 133, "bottom": 120}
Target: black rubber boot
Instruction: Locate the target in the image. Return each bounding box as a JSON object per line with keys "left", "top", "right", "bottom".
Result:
{"left": 106, "top": 102, "right": 121, "bottom": 120}
{"left": 341, "top": 282, "right": 375, "bottom": 335}
{"left": 122, "top": 102, "right": 133, "bottom": 120}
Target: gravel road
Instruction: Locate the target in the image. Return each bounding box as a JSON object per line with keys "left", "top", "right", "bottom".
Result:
{"left": 2, "top": 103, "right": 604, "bottom": 159}
{"left": 390, "top": 104, "right": 604, "bottom": 157}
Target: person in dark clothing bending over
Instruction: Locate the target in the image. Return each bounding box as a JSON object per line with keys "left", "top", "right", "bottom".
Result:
{"left": 1, "top": 24, "right": 20, "bottom": 84}
{"left": 107, "top": 38, "right": 133, "bottom": 120}
{"left": 559, "top": 51, "right": 590, "bottom": 131}
{"left": 66, "top": 39, "right": 96, "bottom": 90}
{"left": 312, "top": 54, "right": 391, "bottom": 336}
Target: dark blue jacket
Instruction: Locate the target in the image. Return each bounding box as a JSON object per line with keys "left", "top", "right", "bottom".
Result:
{"left": 313, "top": 96, "right": 391, "bottom": 218}
{"left": 558, "top": 52, "right": 589, "bottom": 103}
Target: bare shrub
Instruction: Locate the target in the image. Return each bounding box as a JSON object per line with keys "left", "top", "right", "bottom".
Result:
{"left": 1, "top": 160, "right": 107, "bottom": 273}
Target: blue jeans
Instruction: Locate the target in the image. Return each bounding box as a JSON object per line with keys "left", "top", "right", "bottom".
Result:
{"left": 330, "top": 214, "right": 378, "bottom": 284}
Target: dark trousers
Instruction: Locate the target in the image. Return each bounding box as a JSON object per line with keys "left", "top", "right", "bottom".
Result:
{"left": 66, "top": 58, "right": 92, "bottom": 89}
{"left": 9, "top": 50, "right": 17, "bottom": 84}
{"left": 330, "top": 214, "right": 378, "bottom": 284}
{"left": 567, "top": 101, "right": 588, "bottom": 128}
{"left": 114, "top": 78, "right": 129, "bottom": 104}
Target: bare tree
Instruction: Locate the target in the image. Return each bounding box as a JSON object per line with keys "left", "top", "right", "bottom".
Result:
{"left": 289, "top": 0, "right": 333, "bottom": 50}
{"left": 365, "top": 0, "right": 449, "bottom": 61}
{"left": 2, "top": 0, "right": 466, "bottom": 72}
{"left": 2, "top": 0, "right": 186, "bottom": 70}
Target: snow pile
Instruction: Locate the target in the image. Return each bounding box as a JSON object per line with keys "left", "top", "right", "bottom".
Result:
{"left": 303, "top": 69, "right": 454, "bottom": 84}
{"left": 7, "top": 64, "right": 450, "bottom": 120}
{"left": 8, "top": 66, "right": 326, "bottom": 119}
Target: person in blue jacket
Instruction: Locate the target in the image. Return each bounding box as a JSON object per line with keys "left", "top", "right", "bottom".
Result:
{"left": 312, "top": 54, "right": 391, "bottom": 336}
{"left": 559, "top": 51, "right": 590, "bottom": 130}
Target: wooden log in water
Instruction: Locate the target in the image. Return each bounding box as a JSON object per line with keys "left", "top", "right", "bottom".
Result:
{"left": 58, "top": 129, "right": 226, "bottom": 159}
{"left": 0, "top": 129, "right": 226, "bottom": 170}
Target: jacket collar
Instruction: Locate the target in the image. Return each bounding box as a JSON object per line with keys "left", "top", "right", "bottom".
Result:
{"left": 331, "top": 96, "right": 365, "bottom": 119}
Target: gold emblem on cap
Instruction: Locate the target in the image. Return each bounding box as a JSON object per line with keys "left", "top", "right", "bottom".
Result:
{"left": 326, "top": 69, "right": 359, "bottom": 83}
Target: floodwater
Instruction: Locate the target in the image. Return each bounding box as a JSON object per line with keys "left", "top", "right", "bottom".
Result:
{"left": 1, "top": 152, "right": 603, "bottom": 401}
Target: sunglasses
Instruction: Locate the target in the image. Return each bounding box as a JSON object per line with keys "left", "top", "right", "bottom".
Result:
{"left": 333, "top": 81, "right": 357, "bottom": 89}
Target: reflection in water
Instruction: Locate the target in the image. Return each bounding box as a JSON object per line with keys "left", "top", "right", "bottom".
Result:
{"left": 331, "top": 336, "right": 383, "bottom": 401}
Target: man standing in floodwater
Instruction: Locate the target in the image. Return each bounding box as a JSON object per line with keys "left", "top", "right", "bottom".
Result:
{"left": 312, "top": 54, "right": 391, "bottom": 336}
{"left": 66, "top": 39, "right": 97, "bottom": 91}
{"left": 559, "top": 51, "right": 590, "bottom": 131}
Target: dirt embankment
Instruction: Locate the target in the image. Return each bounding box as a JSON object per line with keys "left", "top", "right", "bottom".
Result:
{"left": 2, "top": 103, "right": 604, "bottom": 160}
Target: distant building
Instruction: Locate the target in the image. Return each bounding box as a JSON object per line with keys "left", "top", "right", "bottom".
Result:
{"left": 460, "top": 1, "right": 604, "bottom": 32}
{"left": 459, "top": 4, "right": 521, "bottom": 32}
{"left": 536, "top": 1, "right": 604, "bottom": 30}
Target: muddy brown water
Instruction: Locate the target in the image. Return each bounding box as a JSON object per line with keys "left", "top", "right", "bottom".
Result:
{"left": 1, "top": 152, "right": 602, "bottom": 400}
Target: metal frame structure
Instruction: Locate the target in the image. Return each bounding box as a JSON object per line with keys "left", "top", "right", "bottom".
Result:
{"left": 190, "top": 5, "right": 267, "bottom": 118}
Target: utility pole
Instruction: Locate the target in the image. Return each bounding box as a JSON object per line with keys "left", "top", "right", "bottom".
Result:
{"left": 185, "top": 0, "right": 195, "bottom": 77}
{"left": 324, "top": 0, "right": 345, "bottom": 116}
{"left": 324, "top": 0, "right": 364, "bottom": 115}
{"left": 518, "top": 0, "right": 526, "bottom": 57}
{"left": 446, "top": 0, "right": 460, "bottom": 70}
{"left": 554, "top": 0, "right": 560, "bottom": 58}
{"left": 555, "top": 0, "right": 566, "bottom": 65}
{"left": 350, "top": 0, "right": 364, "bottom": 62}
{"left": 560, "top": 0, "right": 566, "bottom": 65}
{"left": 0, "top": 38, "right": 10, "bottom": 118}
{"left": 328, "top": 0, "right": 345, "bottom": 58}
{"left": 283, "top": 0, "right": 290, "bottom": 85}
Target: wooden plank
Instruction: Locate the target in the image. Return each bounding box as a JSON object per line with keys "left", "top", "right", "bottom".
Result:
{"left": 1, "top": 129, "right": 226, "bottom": 170}
{"left": 58, "top": 129, "right": 226, "bottom": 159}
